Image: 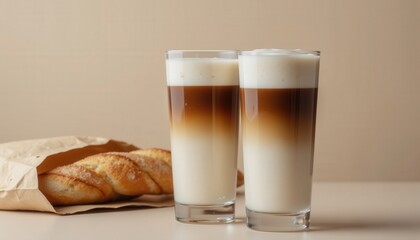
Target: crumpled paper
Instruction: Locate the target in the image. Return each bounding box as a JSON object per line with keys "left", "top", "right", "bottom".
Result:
{"left": 0, "top": 136, "right": 174, "bottom": 215}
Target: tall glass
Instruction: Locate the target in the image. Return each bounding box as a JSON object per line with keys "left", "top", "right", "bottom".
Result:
{"left": 165, "top": 50, "right": 240, "bottom": 223}
{"left": 239, "top": 49, "right": 320, "bottom": 231}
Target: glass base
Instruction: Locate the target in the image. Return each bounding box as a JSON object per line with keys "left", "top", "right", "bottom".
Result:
{"left": 246, "top": 208, "right": 310, "bottom": 232}
{"left": 175, "top": 202, "right": 235, "bottom": 224}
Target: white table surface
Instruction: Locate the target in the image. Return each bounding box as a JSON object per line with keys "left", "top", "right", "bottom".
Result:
{"left": 1, "top": 182, "right": 419, "bottom": 240}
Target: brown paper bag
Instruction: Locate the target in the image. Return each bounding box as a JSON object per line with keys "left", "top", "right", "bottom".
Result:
{"left": 0, "top": 136, "right": 174, "bottom": 215}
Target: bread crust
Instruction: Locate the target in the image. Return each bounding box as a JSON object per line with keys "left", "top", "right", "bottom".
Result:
{"left": 39, "top": 149, "right": 172, "bottom": 206}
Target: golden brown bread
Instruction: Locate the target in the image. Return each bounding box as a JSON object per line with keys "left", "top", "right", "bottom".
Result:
{"left": 39, "top": 149, "right": 173, "bottom": 206}
{"left": 38, "top": 148, "right": 244, "bottom": 206}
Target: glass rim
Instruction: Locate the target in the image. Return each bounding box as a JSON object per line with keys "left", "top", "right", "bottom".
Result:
{"left": 239, "top": 49, "right": 320, "bottom": 56}
{"left": 166, "top": 50, "right": 238, "bottom": 59}
{"left": 166, "top": 50, "right": 238, "bottom": 54}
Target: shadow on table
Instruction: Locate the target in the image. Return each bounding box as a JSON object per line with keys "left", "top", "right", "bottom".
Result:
{"left": 311, "top": 219, "right": 420, "bottom": 232}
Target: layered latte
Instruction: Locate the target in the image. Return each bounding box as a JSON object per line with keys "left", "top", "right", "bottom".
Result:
{"left": 239, "top": 49, "right": 320, "bottom": 213}
{"left": 166, "top": 56, "right": 239, "bottom": 205}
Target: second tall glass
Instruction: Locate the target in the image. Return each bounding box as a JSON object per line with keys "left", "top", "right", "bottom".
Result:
{"left": 166, "top": 50, "right": 240, "bottom": 223}
{"left": 239, "top": 49, "right": 320, "bottom": 231}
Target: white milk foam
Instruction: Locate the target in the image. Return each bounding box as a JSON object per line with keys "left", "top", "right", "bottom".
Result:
{"left": 166, "top": 58, "right": 239, "bottom": 86}
{"left": 239, "top": 49, "right": 320, "bottom": 89}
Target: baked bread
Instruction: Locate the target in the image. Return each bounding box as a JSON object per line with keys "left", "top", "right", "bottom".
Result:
{"left": 38, "top": 148, "right": 244, "bottom": 206}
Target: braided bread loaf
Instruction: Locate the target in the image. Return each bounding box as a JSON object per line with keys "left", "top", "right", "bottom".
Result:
{"left": 38, "top": 148, "right": 244, "bottom": 206}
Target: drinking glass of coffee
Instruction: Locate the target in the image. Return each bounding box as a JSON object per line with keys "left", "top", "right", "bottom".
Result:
{"left": 165, "top": 50, "right": 240, "bottom": 223}
{"left": 239, "top": 49, "right": 320, "bottom": 231}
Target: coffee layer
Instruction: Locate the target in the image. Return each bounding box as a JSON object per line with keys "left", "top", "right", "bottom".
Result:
{"left": 241, "top": 88, "right": 317, "bottom": 144}
{"left": 169, "top": 86, "right": 239, "bottom": 133}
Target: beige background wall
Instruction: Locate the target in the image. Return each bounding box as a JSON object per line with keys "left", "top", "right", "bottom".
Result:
{"left": 0, "top": 0, "right": 419, "bottom": 181}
